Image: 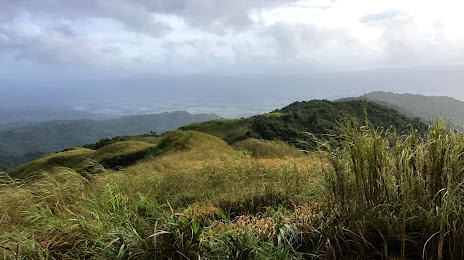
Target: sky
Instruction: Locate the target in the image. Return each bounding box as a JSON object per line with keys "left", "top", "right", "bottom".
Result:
{"left": 1, "top": 0, "right": 464, "bottom": 80}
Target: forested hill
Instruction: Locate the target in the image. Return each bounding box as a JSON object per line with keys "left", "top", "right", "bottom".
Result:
{"left": 0, "top": 111, "right": 219, "bottom": 171}
{"left": 181, "top": 100, "right": 427, "bottom": 148}
{"left": 345, "top": 91, "right": 464, "bottom": 129}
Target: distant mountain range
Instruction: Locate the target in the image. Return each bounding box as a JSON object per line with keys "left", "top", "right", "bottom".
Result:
{"left": 0, "top": 111, "right": 219, "bottom": 171}
{"left": 0, "top": 106, "right": 111, "bottom": 125}
{"left": 341, "top": 91, "right": 464, "bottom": 129}
{"left": 4, "top": 65, "right": 464, "bottom": 118}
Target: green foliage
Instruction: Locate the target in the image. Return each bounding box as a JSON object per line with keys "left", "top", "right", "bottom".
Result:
{"left": 183, "top": 100, "right": 427, "bottom": 150}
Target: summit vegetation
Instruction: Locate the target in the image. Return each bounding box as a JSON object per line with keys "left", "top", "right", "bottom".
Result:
{"left": 181, "top": 99, "right": 426, "bottom": 147}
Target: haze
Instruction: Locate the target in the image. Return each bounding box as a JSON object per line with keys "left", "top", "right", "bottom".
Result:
{"left": 1, "top": 0, "right": 464, "bottom": 117}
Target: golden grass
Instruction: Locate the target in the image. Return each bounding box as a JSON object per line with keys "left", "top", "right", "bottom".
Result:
{"left": 92, "top": 141, "right": 155, "bottom": 161}
{"left": 233, "top": 138, "right": 304, "bottom": 158}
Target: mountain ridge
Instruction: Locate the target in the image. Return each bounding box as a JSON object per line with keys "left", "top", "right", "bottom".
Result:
{"left": 340, "top": 91, "right": 464, "bottom": 129}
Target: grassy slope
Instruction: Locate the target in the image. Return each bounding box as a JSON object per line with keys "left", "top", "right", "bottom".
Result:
{"left": 9, "top": 136, "right": 162, "bottom": 179}
{"left": 180, "top": 118, "right": 253, "bottom": 143}
{"left": 1, "top": 130, "right": 322, "bottom": 259}
{"left": 8, "top": 148, "right": 95, "bottom": 179}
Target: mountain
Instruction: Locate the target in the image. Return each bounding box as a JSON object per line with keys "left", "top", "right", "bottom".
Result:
{"left": 347, "top": 91, "right": 464, "bottom": 129}
{"left": 0, "top": 111, "right": 219, "bottom": 171}
{"left": 181, "top": 99, "right": 427, "bottom": 148}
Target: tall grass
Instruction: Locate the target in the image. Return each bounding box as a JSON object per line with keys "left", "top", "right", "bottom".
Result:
{"left": 3, "top": 125, "right": 464, "bottom": 259}
{"left": 321, "top": 118, "right": 464, "bottom": 259}
{"left": 0, "top": 132, "right": 319, "bottom": 259}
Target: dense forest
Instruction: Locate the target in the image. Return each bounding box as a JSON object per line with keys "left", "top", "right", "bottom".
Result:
{"left": 182, "top": 100, "right": 426, "bottom": 148}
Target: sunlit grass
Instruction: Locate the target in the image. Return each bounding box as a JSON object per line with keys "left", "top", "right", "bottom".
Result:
{"left": 9, "top": 148, "right": 94, "bottom": 179}
{"left": 1, "top": 130, "right": 322, "bottom": 258}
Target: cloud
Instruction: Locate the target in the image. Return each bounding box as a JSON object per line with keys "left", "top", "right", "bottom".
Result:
{"left": 0, "top": 21, "right": 129, "bottom": 68}
{"left": 0, "top": 0, "right": 172, "bottom": 36}
{"left": 0, "top": 0, "right": 298, "bottom": 34}
{"left": 360, "top": 9, "right": 406, "bottom": 23}
{"left": 1, "top": 0, "right": 464, "bottom": 77}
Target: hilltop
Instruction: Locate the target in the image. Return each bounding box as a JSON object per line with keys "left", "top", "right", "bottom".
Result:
{"left": 343, "top": 91, "right": 464, "bottom": 129}
{"left": 181, "top": 99, "right": 427, "bottom": 148}
{"left": 0, "top": 111, "right": 219, "bottom": 171}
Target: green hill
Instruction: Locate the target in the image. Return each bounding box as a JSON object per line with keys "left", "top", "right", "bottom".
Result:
{"left": 0, "top": 111, "right": 219, "bottom": 171}
{"left": 181, "top": 99, "right": 427, "bottom": 148}
{"left": 345, "top": 91, "right": 464, "bottom": 129}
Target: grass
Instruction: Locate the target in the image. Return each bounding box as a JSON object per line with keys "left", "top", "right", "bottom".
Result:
{"left": 180, "top": 118, "right": 253, "bottom": 143}
{"left": 1, "top": 130, "right": 321, "bottom": 259}
{"left": 232, "top": 138, "right": 304, "bottom": 159}
{"left": 8, "top": 148, "right": 95, "bottom": 179}
{"left": 2, "top": 120, "right": 464, "bottom": 259}
{"left": 318, "top": 118, "right": 464, "bottom": 259}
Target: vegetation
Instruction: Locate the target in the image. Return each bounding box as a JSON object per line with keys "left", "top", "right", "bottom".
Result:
{"left": 182, "top": 100, "right": 427, "bottom": 149}
{"left": 232, "top": 139, "right": 303, "bottom": 159}
{"left": 1, "top": 130, "right": 321, "bottom": 259}
{"left": 318, "top": 118, "right": 464, "bottom": 259}
{"left": 3, "top": 119, "right": 463, "bottom": 259}
{"left": 0, "top": 111, "right": 219, "bottom": 171}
